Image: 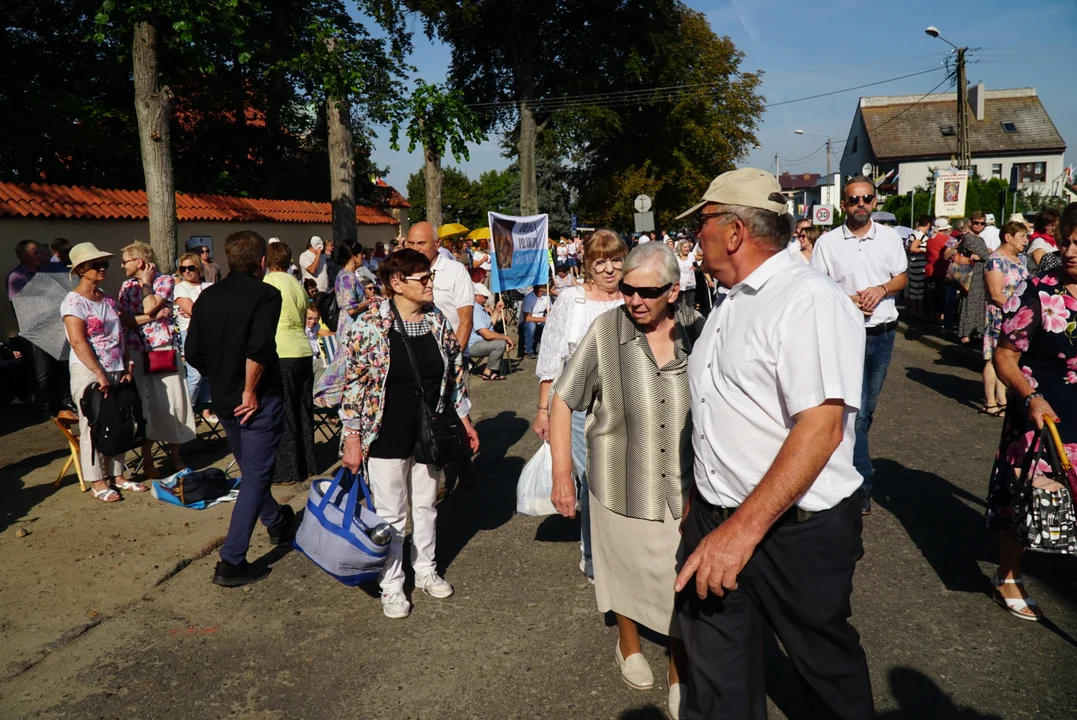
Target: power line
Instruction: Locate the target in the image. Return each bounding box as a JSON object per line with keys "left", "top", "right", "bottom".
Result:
{"left": 779, "top": 143, "right": 826, "bottom": 164}
{"left": 764, "top": 68, "right": 944, "bottom": 108}
{"left": 866, "top": 74, "right": 954, "bottom": 135}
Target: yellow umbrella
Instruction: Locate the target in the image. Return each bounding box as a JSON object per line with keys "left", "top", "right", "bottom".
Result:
{"left": 466, "top": 227, "right": 490, "bottom": 241}
{"left": 438, "top": 223, "right": 470, "bottom": 239}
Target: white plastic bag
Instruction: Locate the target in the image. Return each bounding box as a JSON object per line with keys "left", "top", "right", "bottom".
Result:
{"left": 516, "top": 441, "right": 557, "bottom": 516}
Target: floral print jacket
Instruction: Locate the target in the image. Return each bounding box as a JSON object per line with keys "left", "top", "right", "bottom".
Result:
{"left": 314, "top": 302, "right": 471, "bottom": 456}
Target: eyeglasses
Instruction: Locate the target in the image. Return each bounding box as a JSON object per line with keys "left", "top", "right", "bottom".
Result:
{"left": 619, "top": 281, "right": 673, "bottom": 299}
{"left": 121, "top": 257, "right": 138, "bottom": 265}
{"left": 199, "top": 248, "right": 210, "bottom": 254}
{"left": 592, "top": 257, "right": 625, "bottom": 272}
{"left": 693, "top": 211, "right": 737, "bottom": 233}
{"left": 179, "top": 265, "right": 198, "bottom": 273}
{"left": 403, "top": 272, "right": 435, "bottom": 286}
{"left": 85, "top": 260, "right": 109, "bottom": 272}
{"left": 971, "top": 220, "right": 986, "bottom": 226}
{"left": 844, "top": 194, "right": 875, "bottom": 206}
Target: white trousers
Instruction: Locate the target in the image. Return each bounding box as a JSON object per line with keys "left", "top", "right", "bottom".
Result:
{"left": 366, "top": 456, "right": 443, "bottom": 593}
{"left": 69, "top": 363, "right": 127, "bottom": 483}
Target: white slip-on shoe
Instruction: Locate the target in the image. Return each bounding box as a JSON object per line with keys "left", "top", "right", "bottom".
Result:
{"left": 381, "top": 591, "right": 411, "bottom": 619}
{"left": 615, "top": 640, "right": 655, "bottom": 690}
{"left": 417, "top": 573, "right": 454, "bottom": 599}
{"left": 667, "top": 670, "right": 686, "bottom": 720}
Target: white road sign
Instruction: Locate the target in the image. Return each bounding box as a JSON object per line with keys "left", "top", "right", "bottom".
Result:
{"left": 813, "top": 205, "right": 834, "bottom": 226}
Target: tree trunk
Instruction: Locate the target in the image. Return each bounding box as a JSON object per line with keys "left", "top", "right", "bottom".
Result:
{"left": 518, "top": 100, "right": 538, "bottom": 216}
{"left": 132, "top": 20, "right": 177, "bottom": 272}
{"left": 326, "top": 93, "right": 357, "bottom": 243}
{"left": 424, "top": 142, "right": 443, "bottom": 228}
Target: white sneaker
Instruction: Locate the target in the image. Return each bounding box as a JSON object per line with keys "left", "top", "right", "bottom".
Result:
{"left": 416, "top": 573, "right": 454, "bottom": 599}
{"left": 381, "top": 591, "right": 411, "bottom": 619}
{"left": 579, "top": 557, "right": 595, "bottom": 585}
{"left": 615, "top": 640, "right": 654, "bottom": 690}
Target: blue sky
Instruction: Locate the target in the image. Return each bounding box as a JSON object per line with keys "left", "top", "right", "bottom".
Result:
{"left": 369, "top": 0, "right": 1076, "bottom": 193}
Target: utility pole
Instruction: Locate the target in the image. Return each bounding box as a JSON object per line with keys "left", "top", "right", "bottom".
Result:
{"left": 775, "top": 153, "right": 780, "bottom": 179}
{"left": 825, "top": 138, "right": 832, "bottom": 177}
{"left": 955, "top": 47, "right": 970, "bottom": 170}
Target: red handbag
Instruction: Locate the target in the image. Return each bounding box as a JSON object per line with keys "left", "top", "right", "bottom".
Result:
{"left": 144, "top": 348, "right": 178, "bottom": 375}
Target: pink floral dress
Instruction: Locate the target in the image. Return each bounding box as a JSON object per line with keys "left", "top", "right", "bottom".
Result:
{"left": 118, "top": 274, "right": 176, "bottom": 352}
{"left": 986, "top": 270, "right": 1077, "bottom": 529}
{"left": 982, "top": 252, "right": 1029, "bottom": 360}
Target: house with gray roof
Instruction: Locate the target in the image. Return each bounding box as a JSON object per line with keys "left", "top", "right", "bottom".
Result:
{"left": 839, "top": 84, "right": 1068, "bottom": 196}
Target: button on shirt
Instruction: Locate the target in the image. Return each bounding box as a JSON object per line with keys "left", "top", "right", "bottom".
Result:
{"left": 689, "top": 251, "right": 866, "bottom": 512}
{"left": 555, "top": 305, "right": 702, "bottom": 521}
{"left": 431, "top": 253, "right": 473, "bottom": 333}
{"left": 810, "top": 221, "right": 908, "bottom": 327}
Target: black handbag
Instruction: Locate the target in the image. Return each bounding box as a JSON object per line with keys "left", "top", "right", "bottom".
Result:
{"left": 390, "top": 303, "right": 467, "bottom": 469}
{"left": 1012, "top": 418, "right": 1077, "bottom": 554}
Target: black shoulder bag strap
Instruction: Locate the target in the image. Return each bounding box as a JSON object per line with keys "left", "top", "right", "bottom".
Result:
{"left": 389, "top": 300, "right": 428, "bottom": 403}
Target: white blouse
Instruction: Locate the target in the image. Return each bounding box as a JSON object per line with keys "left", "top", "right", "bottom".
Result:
{"left": 535, "top": 284, "right": 624, "bottom": 382}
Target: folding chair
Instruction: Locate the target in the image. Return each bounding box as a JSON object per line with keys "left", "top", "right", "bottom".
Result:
{"left": 51, "top": 416, "right": 88, "bottom": 492}
{"left": 313, "top": 335, "right": 341, "bottom": 443}
{"left": 193, "top": 401, "right": 226, "bottom": 442}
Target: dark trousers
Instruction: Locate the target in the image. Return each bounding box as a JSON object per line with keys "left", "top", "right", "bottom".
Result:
{"left": 9, "top": 338, "right": 71, "bottom": 415}
{"left": 218, "top": 395, "right": 286, "bottom": 565}
{"left": 676, "top": 494, "right": 873, "bottom": 719}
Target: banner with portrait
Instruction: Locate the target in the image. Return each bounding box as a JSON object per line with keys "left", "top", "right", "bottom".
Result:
{"left": 487, "top": 212, "right": 550, "bottom": 293}
{"left": 934, "top": 169, "right": 968, "bottom": 218}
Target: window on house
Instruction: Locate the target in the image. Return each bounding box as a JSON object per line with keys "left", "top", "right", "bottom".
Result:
{"left": 1001, "top": 122, "right": 1017, "bottom": 133}
{"left": 991, "top": 163, "right": 1002, "bottom": 178}
{"left": 940, "top": 125, "right": 955, "bottom": 136}
{"left": 1019, "top": 162, "right": 1046, "bottom": 183}
{"left": 969, "top": 165, "right": 978, "bottom": 178}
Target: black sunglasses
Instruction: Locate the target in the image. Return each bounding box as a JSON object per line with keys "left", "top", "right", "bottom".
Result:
{"left": 619, "top": 281, "right": 673, "bottom": 299}
{"left": 86, "top": 260, "right": 109, "bottom": 272}
{"left": 693, "top": 210, "right": 736, "bottom": 232}
{"left": 844, "top": 194, "right": 875, "bottom": 205}
{"left": 179, "top": 265, "right": 199, "bottom": 272}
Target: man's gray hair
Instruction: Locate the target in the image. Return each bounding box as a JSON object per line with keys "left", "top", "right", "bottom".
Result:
{"left": 717, "top": 203, "right": 795, "bottom": 254}
{"left": 843, "top": 175, "right": 874, "bottom": 192}
{"left": 623, "top": 241, "right": 679, "bottom": 286}
{"left": 952, "top": 217, "right": 971, "bottom": 232}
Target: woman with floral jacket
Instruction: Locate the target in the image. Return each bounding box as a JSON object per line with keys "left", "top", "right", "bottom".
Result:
{"left": 986, "top": 202, "right": 1077, "bottom": 623}
{"left": 315, "top": 249, "right": 479, "bottom": 620}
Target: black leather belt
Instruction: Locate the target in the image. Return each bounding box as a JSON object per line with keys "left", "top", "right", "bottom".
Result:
{"left": 694, "top": 493, "right": 818, "bottom": 523}
{"left": 866, "top": 320, "right": 898, "bottom": 336}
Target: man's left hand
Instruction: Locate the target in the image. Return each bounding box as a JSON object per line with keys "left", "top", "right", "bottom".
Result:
{"left": 856, "top": 285, "right": 887, "bottom": 313}
{"left": 674, "top": 518, "right": 760, "bottom": 599}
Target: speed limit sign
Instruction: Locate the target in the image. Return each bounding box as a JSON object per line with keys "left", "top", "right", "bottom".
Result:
{"left": 812, "top": 205, "right": 833, "bottom": 226}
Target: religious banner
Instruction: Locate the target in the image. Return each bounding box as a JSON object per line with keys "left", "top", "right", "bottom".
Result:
{"left": 487, "top": 211, "right": 550, "bottom": 292}
{"left": 934, "top": 169, "right": 968, "bottom": 218}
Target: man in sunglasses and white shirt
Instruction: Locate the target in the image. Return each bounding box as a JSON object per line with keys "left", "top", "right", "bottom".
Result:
{"left": 809, "top": 175, "right": 907, "bottom": 515}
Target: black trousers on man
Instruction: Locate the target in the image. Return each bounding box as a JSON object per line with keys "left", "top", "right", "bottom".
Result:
{"left": 9, "top": 337, "right": 72, "bottom": 416}
{"left": 675, "top": 493, "right": 873, "bottom": 719}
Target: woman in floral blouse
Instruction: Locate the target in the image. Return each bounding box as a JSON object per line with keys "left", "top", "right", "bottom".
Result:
{"left": 986, "top": 202, "right": 1077, "bottom": 622}
{"left": 315, "top": 249, "right": 479, "bottom": 620}
{"left": 981, "top": 222, "right": 1030, "bottom": 415}
{"left": 118, "top": 242, "right": 196, "bottom": 478}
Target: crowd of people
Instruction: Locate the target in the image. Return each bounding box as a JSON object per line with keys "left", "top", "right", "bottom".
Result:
{"left": 5, "top": 166, "right": 1076, "bottom": 719}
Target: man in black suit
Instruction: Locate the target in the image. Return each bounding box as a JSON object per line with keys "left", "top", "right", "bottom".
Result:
{"left": 186, "top": 230, "right": 296, "bottom": 587}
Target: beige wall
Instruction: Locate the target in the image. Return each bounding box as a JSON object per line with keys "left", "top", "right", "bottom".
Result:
{"left": 1, "top": 217, "right": 398, "bottom": 339}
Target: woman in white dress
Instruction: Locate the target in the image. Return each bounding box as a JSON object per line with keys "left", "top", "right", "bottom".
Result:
{"left": 676, "top": 240, "right": 697, "bottom": 310}
{"left": 174, "top": 252, "right": 215, "bottom": 423}
{"left": 533, "top": 229, "right": 627, "bottom": 581}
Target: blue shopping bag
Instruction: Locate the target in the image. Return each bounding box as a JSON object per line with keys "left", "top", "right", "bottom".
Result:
{"left": 293, "top": 467, "right": 389, "bottom": 586}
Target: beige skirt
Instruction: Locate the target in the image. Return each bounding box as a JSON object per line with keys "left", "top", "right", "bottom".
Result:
{"left": 132, "top": 355, "right": 197, "bottom": 445}
{"left": 591, "top": 491, "right": 682, "bottom": 637}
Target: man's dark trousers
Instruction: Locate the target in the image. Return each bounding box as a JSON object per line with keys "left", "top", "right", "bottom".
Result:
{"left": 675, "top": 494, "right": 873, "bottom": 719}
{"left": 218, "top": 395, "right": 286, "bottom": 565}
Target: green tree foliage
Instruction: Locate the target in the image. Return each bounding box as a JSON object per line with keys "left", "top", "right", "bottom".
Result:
{"left": 568, "top": 3, "right": 763, "bottom": 230}
{"left": 882, "top": 174, "right": 1069, "bottom": 224}
{"left": 407, "top": 166, "right": 485, "bottom": 228}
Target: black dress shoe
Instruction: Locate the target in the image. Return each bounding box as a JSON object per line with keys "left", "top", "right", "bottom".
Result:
{"left": 267, "top": 504, "right": 296, "bottom": 546}
{"left": 860, "top": 489, "right": 873, "bottom": 516}
{"left": 212, "top": 560, "right": 269, "bottom": 587}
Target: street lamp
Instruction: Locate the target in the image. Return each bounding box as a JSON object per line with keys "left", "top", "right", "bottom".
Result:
{"left": 925, "top": 25, "right": 970, "bottom": 169}
{"left": 793, "top": 129, "right": 832, "bottom": 177}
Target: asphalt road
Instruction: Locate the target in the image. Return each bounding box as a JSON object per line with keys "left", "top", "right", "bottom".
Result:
{"left": 3, "top": 334, "right": 1076, "bottom": 719}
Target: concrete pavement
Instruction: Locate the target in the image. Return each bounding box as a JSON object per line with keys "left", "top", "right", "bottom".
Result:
{"left": 2, "top": 334, "right": 1076, "bottom": 718}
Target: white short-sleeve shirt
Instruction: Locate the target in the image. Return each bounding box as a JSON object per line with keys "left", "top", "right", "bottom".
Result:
{"left": 432, "top": 253, "right": 474, "bottom": 332}
{"left": 299, "top": 249, "right": 329, "bottom": 293}
{"left": 689, "top": 251, "right": 866, "bottom": 511}
{"left": 810, "top": 221, "right": 908, "bottom": 327}
{"left": 173, "top": 280, "right": 212, "bottom": 333}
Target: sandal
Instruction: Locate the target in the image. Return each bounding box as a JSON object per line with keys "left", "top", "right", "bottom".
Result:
{"left": 979, "top": 404, "right": 1001, "bottom": 416}
{"left": 990, "top": 572, "right": 1042, "bottom": 621}
{"left": 480, "top": 372, "right": 504, "bottom": 381}
{"left": 92, "top": 486, "right": 122, "bottom": 503}
{"left": 116, "top": 480, "right": 148, "bottom": 493}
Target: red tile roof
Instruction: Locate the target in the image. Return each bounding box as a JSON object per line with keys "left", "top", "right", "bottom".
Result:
{"left": 375, "top": 178, "right": 411, "bottom": 208}
{"left": 0, "top": 181, "right": 399, "bottom": 226}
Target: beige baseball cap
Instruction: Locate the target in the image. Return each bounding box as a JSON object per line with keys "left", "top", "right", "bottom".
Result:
{"left": 676, "top": 168, "right": 788, "bottom": 219}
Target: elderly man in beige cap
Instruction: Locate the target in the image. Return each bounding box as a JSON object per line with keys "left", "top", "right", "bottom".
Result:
{"left": 673, "top": 168, "right": 873, "bottom": 719}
